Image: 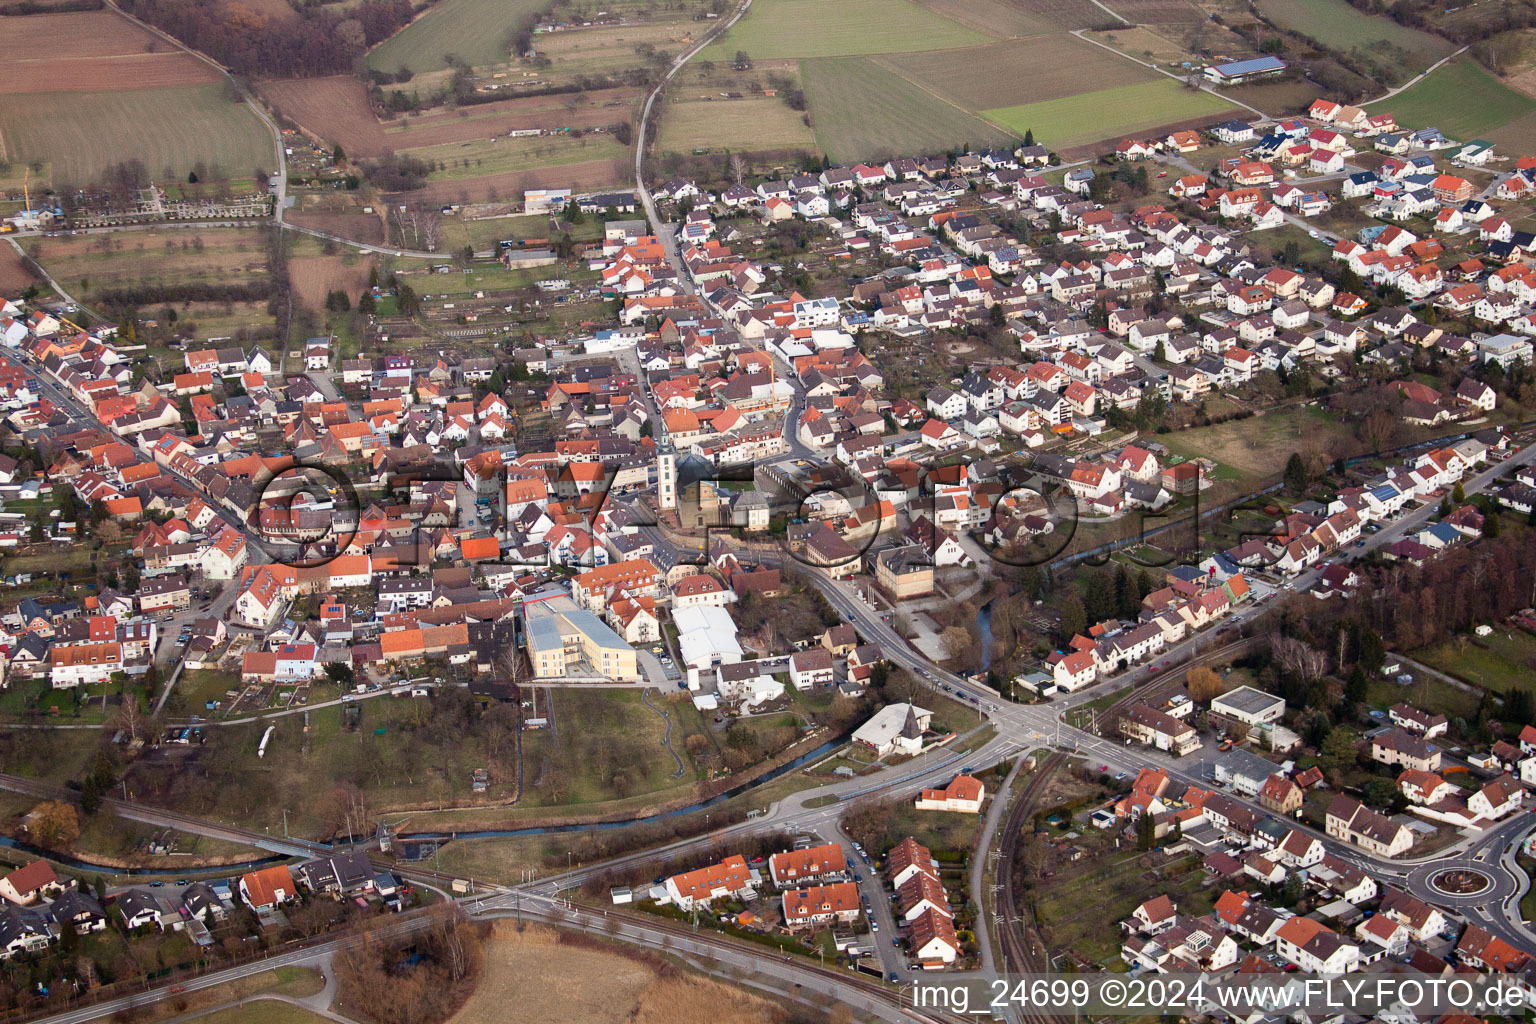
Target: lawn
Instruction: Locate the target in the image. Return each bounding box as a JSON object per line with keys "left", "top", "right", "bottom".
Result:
{"left": 520, "top": 688, "right": 698, "bottom": 808}
{"left": 400, "top": 133, "right": 629, "bottom": 182}
{"left": 657, "top": 97, "right": 816, "bottom": 153}
{"left": 1256, "top": 0, "right": 1454, "bottom": 83}
{"left": 801, "top": 56, "right": 1018, "bottom": 163}
{"left": 982, "top": 78, "right": 1234, "bottom": 150}
{"left": 700, "top": 0, "right": 993, "bottom": 60}
{"left": 0, "top": 84, "right": 275, "bottom": 189}
{"left": 1160, "top": 404, "right": 1354, "bottom": 489}
{"left": 366, "top": 0, "right": 549, "bottom": 74}
{"left": 1414, "top": 629, "right": 1536, "bottom": 695}
{"left": 1364, "top": 674, "right": 1481, "bottom": 724}
{"left": 1520, "top": 854, "right": 1536, "bottom": 923}
{"left": 1366, "top": 59, "right": 1536, "bottom": 143}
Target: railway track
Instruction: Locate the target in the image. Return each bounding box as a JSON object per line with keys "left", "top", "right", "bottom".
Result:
{"left": 996, "top": 751, "right": 1069, "bottom": 1024}
{"left": 1072, "top": 635, "right": 1260, "bottom": 740}
{"left": 990, "top": 637, "right": 1260, "bottom": 1024}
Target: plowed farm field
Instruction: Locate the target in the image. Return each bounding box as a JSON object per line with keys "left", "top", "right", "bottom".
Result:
{"left": 259, "top": 77, "right": 639, "bottom": 159}
{"left": 1100, "top": 0, "right": 1206, "bottom": 22}
{"left": 1011, "top": 0, "right": 1110, "bottom": 30}
{"left": 0, "top": 11, "right": 219, "bottom": 93}
{"left": 288, "top": 253, "right": 378, "bottom": 309}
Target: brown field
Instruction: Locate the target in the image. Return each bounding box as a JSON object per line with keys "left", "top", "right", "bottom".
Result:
{"left": 1103, "top": 0, "right": 1206, "bottom": 20}
{"left": 1490, "top": 109, "right": 1536, "bottom": 154}
{"left": 449, "top": 923, "right": 782, "bottom": 1024}
{"left": 0, "top": 243, "right": 35, "bottom": 293}
{"left": 288, "top": 253, "right": 376, "bottom": 309}
{"left": 1510, "top": 66, "right": 1536, "bottom": 99}
{"left": 260, "top": 78, "right": 639, "bottom": 160}
{"left": 1091, "top": 25, "right": 1196, "bottom": 64}
{"left": 880, "top": 34, "right": 1154, "bottom": 109}
{"left": 0, "top": 12, "right": 218, "bottom": 93}
{"left": 401, "top": 156, "right": 627, "bottom": 203}
{"left": 1014, "top": 0, "right": 1113, "bottom": 29}
{"left": 1225, "top": 77, "right": 1325, "bottom": 114}
{"left": 287, "top": 210, "right": 387, "bottom": 246}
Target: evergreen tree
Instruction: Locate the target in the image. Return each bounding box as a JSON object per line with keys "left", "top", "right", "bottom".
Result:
{"left": 1084, "top": 569, "right": 1116, "bottom": 623}
{"left": 116, "top": 309, "right": 137, "bottom": 345}
{"left": 1023, "top": 128, "right": 1034, "bottom": 147}
{"left": 1137, "top": 811, "right": 1156, "bottom": 850}
{"left": 1114, "top": 564, "right": 1140, "bottom": 618}
{"left": 1058, "top": 594, "right": 1086, "bottom": 643}
{"left": 397, "top": 284, "right": 420, "bottom": 316}
{"left": 1283, "top": 452, "right": 1309, "bottom": 494}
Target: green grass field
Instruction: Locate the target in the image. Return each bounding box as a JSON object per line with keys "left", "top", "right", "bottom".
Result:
{"left": 1415, "top": 630, "right": 1536, "bottom": 695}
{"left": 401, "top": 132, "right": 628, "bottom": 182}
{"left": 22, "top": 226, "right": 271, "bottom": 305}
{"left": 658, "top": 97, "right": 816, "bottom": 152}
{"left": 1257, "top": 0, "right": 1454, "bottom": 83}
{"left": 802, "top": 56, "right": 1017, "bottom": 162}
{"left": 700, "top": 0, "right": 993, "bottom": 60}
{"left": 367, "top": 0, "right": 549, "bottom": 74}
{"left": 1367, "top": 59, "right": 1536, "bottom": 142}
{"left": 982, "top": 78, "right": 1233, "bottom": 150}
{"left": 0, "top": 84, "right": 274, "bottom": 189}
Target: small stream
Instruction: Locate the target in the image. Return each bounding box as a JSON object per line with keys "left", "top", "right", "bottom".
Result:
{"left": 0, "top": 835, "right": 286, "bottom": 877}
{"left": 976, "top": 600, "right": 995, "bottom": 673}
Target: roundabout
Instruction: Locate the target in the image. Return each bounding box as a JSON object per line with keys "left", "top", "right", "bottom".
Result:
{"left": 1429, "top": 868, "right": 1495, "bottom": 897}
{"left": 1406, "top": 857, "right": 1518, "bottom": 909}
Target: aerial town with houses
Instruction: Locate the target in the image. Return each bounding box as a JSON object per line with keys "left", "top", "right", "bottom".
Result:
{"left": 8, "top": 0, "right": 1536, "bottom": 1015}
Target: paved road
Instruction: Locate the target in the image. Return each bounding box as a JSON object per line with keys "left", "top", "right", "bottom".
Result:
{"left": 633, "top": 0, "right": 754, "bottom": 284}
